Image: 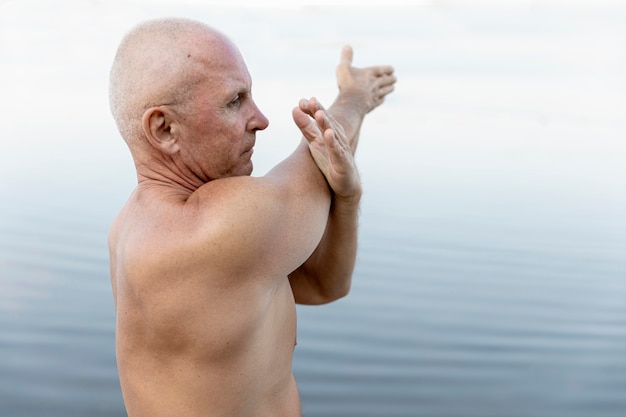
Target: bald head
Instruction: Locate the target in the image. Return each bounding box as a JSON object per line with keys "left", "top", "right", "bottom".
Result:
{"left": 109, "top": 18, "right": 234, "bottom": 144}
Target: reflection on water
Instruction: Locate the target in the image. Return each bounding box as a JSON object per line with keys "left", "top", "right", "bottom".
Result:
{"left": 295, "top": 207, "right": 626, "bottom": 417}
{"left": 0, "top": 202, "right": 122, "bottom": 417}
{"left": 2, "top": 2, "right": 626, "bottom": 417}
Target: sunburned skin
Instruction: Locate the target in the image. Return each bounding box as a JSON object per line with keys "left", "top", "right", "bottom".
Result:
{"left": 108, "top": 17, "right": 396, "bottom": 417}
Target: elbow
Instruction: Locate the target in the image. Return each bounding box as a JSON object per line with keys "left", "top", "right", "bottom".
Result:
{"left": 330, "top": 282, "right": 352, "bottom": 302}
{"left": 291, "top": 270, "right": 353, "bottom": 305}
{"left": 315, "top": 279, "right": 352, "bottom": 305}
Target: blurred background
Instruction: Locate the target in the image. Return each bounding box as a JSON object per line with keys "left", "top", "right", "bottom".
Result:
{"left": 1, "top": 0, "right": 625, "bottom": 416}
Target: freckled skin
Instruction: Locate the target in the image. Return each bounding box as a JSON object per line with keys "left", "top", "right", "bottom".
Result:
{"left": 108, "top": 18, "right": 396, "bottom": 417}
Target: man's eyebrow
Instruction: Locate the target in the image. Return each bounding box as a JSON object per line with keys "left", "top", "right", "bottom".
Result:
{"left": 229, "top": 87, "right": 251, "bottom": 99}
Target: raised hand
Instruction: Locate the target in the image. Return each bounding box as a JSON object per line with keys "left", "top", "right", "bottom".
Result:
{"left": 292, "top": 97, "right": 362, "bottom": 200}
{"left": 290, "top": 46, "right": 395, "bottom": 199}
{"left": 335, "top": 45, "right": 396, "bottom": 115}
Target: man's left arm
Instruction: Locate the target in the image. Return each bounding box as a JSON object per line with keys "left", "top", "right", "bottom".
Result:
{"left": 288, "top": 47, "right": 395, "bottom": 305}
{"left": 287, "top": 91, "right": 362, "bottom": 305}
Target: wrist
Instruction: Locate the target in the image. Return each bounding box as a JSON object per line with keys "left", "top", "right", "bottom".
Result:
{"left": 333, "top": 189, "right": 362, "bottom": 208}
{"left": 334, "top": 90, "right": 371, "bottom": 116}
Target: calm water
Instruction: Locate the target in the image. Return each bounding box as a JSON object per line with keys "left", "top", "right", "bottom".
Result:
{"left": 1, "top": 2, "right": 626, "bottom": 416}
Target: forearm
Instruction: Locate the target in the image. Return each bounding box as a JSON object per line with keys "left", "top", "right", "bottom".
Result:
{"left": 289, "top": 194, "right": 361, "bottom": 305}
{"left": 327, "top": 93, "right": 367, "bottom": 154}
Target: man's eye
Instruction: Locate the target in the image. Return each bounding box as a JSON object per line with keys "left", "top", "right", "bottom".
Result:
{"left": 230, "top": 96, "right": 241, "bottom": 106}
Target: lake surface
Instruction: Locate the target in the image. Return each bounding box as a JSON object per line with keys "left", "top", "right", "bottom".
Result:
{"left": 1, "top": 1, "right": 625, "bottom": 416}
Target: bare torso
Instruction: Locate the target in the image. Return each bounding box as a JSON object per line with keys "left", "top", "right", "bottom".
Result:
{"left": 108, "top": 178, "right": 315, "bottom": 417}
{"left": 108, "top": 22, "right": 394, "bottom": 415}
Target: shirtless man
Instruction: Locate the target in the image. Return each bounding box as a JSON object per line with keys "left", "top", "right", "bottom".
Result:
{"left": 108, "top": 18, "right": 395, "bottom": 417}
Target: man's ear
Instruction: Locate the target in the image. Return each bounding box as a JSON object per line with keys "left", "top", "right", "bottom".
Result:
{"left": 141, "top": 107, "right": 181, "bottom": 155}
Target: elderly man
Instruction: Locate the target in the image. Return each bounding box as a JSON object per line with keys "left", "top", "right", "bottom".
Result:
{"left": 108, "top": 17, "right": 395, "bottom": 417}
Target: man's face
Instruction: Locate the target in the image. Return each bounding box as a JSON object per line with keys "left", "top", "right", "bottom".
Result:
{"left": 178, "top": 41, "right": 269, "bottom": 181}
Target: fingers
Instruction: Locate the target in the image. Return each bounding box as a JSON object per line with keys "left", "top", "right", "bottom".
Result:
{"left": 292, "top": 103, "right": 322, "bottom": 143}
{"left": 297, "top": 94, "right": 360, "bottom": 197}
{"left": 299, "top": 97, "right": 337, "bottom": 140}
{"left": 379, "top": 84, "right": 395, "bottom": 98}
{"left": 372, "top": 71, "right": 397, "bottom": 102}
{"left": 315, "top": 107, "right": 346, "bottom": 144}
{"left": 377, "top": 74, "right": 396, "bottom": 93}
{"left": 313, "top": 110, "right": 338, "bottom": 151}
{"left": 373, "top": 65, "right": 394, "bottom": 77}
{"left": 314, "top": 109, "right": 331, "bottom": 137}
{"left": 295, "top": 97, "right": 348, "bottom": 153}
{"left": 298, "top": 97, "right": 325, "bottom": 118}
{"left": 376, "top": 73, "right": 397, "bottom": 89}
{"left": 294, "top": 97, "right": 342, "bottom": 148}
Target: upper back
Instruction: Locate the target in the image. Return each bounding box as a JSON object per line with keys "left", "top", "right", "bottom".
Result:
{"left": 108, "top": 175, "right": 321, "bottom": 416}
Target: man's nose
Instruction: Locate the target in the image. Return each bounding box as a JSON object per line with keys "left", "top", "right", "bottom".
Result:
{"left": 250, "top": 101, "right": 269, "bottom": 132}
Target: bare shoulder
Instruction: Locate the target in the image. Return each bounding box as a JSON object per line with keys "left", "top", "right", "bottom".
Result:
{"left": 110, "top": 170, "right": 329, "bottom": 293}
{"left": 109, "top": 178, "right": 277, "bottom": 280}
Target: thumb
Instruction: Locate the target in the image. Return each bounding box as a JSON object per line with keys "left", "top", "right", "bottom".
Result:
{"left": 292, "top": 106, "right": 322, "bottom": 143}
{"left": 340, "top": 45, "right": 353, "bottom": 67}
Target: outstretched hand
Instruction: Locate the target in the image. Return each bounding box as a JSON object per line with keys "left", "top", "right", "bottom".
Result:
{"left": 292, "top": 97, "right": 362, "bottom": 200}
{"left": 336, "top": 45, "right": 396, "bottom": 114}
